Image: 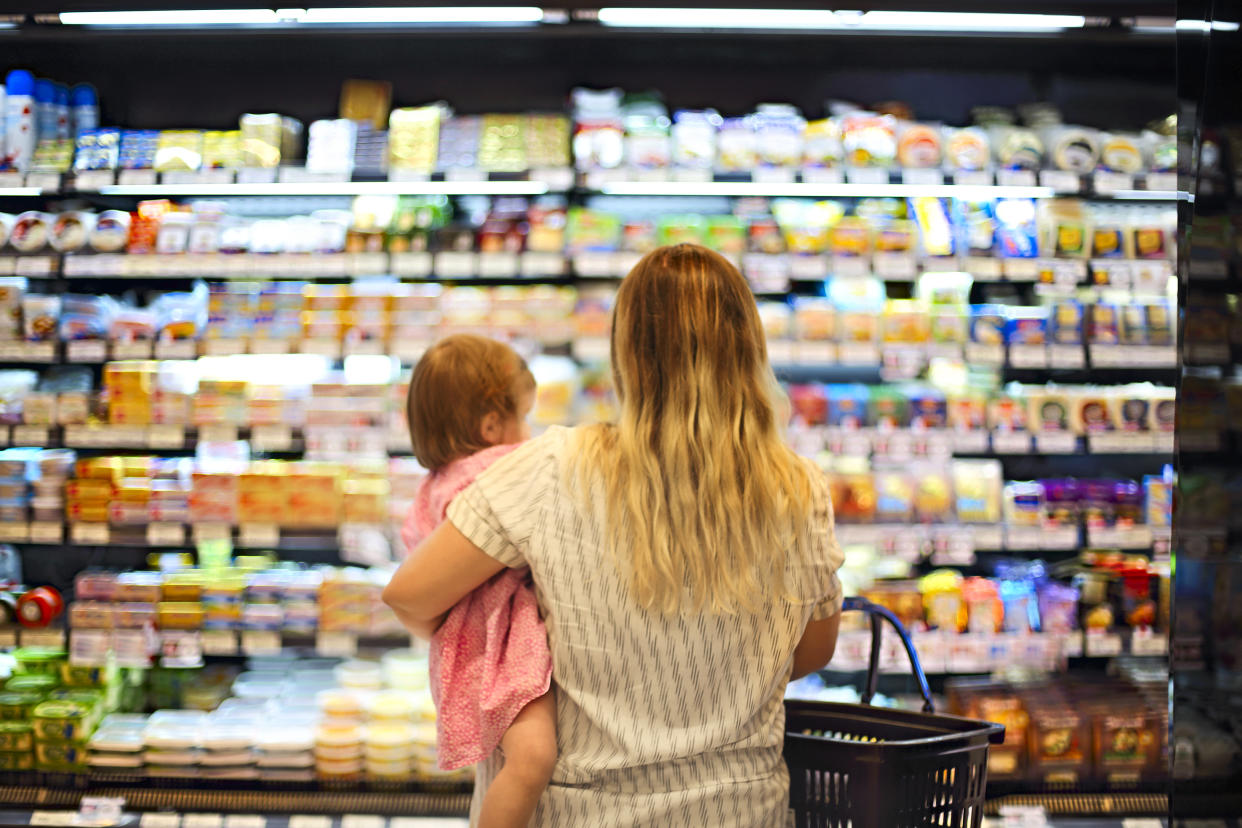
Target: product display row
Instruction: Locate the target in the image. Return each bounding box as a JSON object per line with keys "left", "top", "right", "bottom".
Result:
{"left": 0, "top": 645, "right": 466, "bottom": 784}
{"left": 945, "top": 666, "right": 1167, "bottom": 789}
{"left": 2, "top": 75, "right": 1176, "bottom": 185}
{"left": 0, "top": 198, "right": 1176, "bottom": 268}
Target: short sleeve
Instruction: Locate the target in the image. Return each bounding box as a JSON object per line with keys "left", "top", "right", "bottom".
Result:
{"left": 445, "top": 426, "right": 567, "bottom": 569}
{"left": 808, "top": 470, "right": 846, "bottom": 621}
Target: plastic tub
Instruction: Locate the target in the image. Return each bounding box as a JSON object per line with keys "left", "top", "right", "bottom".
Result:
{"left": 334, "top": 659, "right": 383, "bottom": 690}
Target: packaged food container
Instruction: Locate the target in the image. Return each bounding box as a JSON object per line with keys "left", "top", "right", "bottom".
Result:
{"left": 0, "top": 721, "right": 33, "bottom": 751}
{"left": 5, "top": 674, "right": 57, "bottom": 695}
{"left": 14, "top": 646, "right": 65, "bottom": 676}
{"left": 31, "top": 700, "right": 93, "bottom": 742}
{"left": 0, "top": 691, "right": 41, "bottom": 720}
{"left": 0, "top": 750, "right": 33, "bottom": 771}
{"left": 334, "top": 659, "right": 383, "bottom": 690}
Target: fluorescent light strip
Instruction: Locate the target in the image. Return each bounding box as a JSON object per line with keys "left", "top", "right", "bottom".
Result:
{"left": 599, "top": 181, "right": 1056, "bottom": 199}
{"left": 59, "top": 8, "right": 282, "bottom": 25}
{"left": 595, "top": 8, "right": 1086, "bottom": 32}
{"left": 1106, "top": 189, "right": 1184, "bottom": 201}
{"left": 97, "top": 181, "right": 551, "bottom": 197}
{"left": 0, "top": 187, "right": 48, "bottom": 196}
{"left": 848, "top": 11, "right": 1086, "bottom": 32}
{"left": 299, "top": 6, "right": 543, "bottom": 24}
{"left": 1173, "top": 18, "right": 1241, "bottom": 31}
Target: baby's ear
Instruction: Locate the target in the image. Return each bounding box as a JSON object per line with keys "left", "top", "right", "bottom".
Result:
{"left": 480, "top": 410, "right": 503, "bottom": 445}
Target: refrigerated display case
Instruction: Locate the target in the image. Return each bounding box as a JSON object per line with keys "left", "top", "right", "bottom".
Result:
{"left": 0, "top": 2, "right": 1178, "bottom": 822}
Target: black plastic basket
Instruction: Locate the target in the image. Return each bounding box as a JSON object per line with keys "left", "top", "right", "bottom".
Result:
{"left": 784, "top": 596, "right": 1005, "bottom": 828}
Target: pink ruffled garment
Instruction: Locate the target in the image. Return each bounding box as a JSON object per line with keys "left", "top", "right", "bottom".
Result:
{"left": 401, "top": 443, "right": 553, "bottom": 771}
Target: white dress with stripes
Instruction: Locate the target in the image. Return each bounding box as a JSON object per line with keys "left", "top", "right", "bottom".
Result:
{"left": 446, "top": 426, "right": 844, "bottom": 828}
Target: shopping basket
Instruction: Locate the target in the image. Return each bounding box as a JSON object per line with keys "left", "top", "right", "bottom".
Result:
{"left": 784, "top": 596, "right": 1006, "bottom": 828}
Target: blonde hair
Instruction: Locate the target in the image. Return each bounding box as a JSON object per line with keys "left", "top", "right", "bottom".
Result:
{"left": 569, "top": 244, "right": 815, "bottom": 615}
{"left": 407, "top": 334, "right": 535, "bottom": 471}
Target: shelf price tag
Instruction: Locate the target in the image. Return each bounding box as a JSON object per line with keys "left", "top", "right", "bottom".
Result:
{"left": 1085, "top": 630, "right": 1123, "bottom": 657}
{"left": 991, "top": 430, "right": 1031, "bottom": 454}
{"left": 289, "top": 817, "right": 332, "bottom": 828}
{"left": 29, "top": 521, "right": 62, "bottom": 544}
{"left": 224, "top": 817, "right": 266, "bottom": 828}
{"left": 477, "top": 252, "right": 519, "bottom": 278}
{"left": 901, "top": 167, "right": 942, "bottom": 186}
{"left": 239, "top": 523, "right": 279, "bottom": 548}
{"left": 1005, "top": 526, "right": 1042, "bottom": 551}
{"left": 199, "top": 425, "right": 238, "bottom": 444}
{"left": 200, "top": 630, "right": 238, "bottom": 656}
{"left": 997, "top": 169, "right": 1037, "bottom": 187}
{"left": 192, "top": 523, "right": 231, "bottom": 544}
{"left": 950, "top": 430, "right": 990, "bottom": 454}
{"left": 1093, "top": 171, "right": 1134, "bottom": 194}
{"left": 837, "top": 342, "right": 880, "bottom": 365}
{"left": 1039, "top": 170, "right": 1081, "bottom": 192}
{"left": 11, "top": 426, "right": 48, "bottom": 447}
{"left": 316, "top": 632, "right": 358, "bottom": 658}
{"left": 147, "top": 523, "right": 186, "bottom": 546}
{"left": 1035, "top": 431, "right": 1077, "bottom": 454}
{"left": 1048, "top": 345, "right": 1085, "bottom": 369}
{"left": 753, "top": 166, "right": 795, "bottom": 185}
{"left": 66, "top": 340, "right": 108, "bottom": 363}
{"left": 787, "top": 255, "right": 828, "bottom": 280}
{"left": 1041, "top": 526, "right": 1080, "bottom": 550}
{"left": 140, "top": 816, "right": 182, "bottom": 828}
{"left": 22, "top": 629, "right": 66, "bottom": 649}
{"left": 873, "top": 253, "right": 917, "bottom": 280}
{"left": 203, "top": 339, "right": 245, "bottom": 357}
{"left": 1008, "top": 344, "right": 1048, "bottom": 369}
{"left": 963, "top": 343, "right": 1004, "bottom": 366}
{"left": 845, "top": 166, "right": 888, "bottom": 185}
{"left": 0, "top": 522, "right": 28, "bottom": 542}
{"left": 71, "top": 522, "right": 110, "bottom": 545}
{"left": 241, "top": 630, "right": 281, "bottom": 656}
{"left": 183, "top": 815, "right": 223, "bottom": 828}
{"left": 155, "top": 340, "right": 197, "bottom": 360}
{"left": 147, "top": 425, "right": 186, "bottom": 450}
{"left": 1129, "top": 630, "right": 1168, "bottom": 657}
{"left": 251, "top": 424, "right": 293, "bottom": 452}
{"left": 111, "top": 341, "right": 153, "bottom": 360}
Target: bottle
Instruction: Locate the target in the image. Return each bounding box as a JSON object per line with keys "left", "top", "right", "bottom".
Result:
{"left": 33, "top": 78, "right": 55, "bottom": 145}
{"left": 70, "top": 84, "right": 98, "bottom": 135}
{"left": 53, "top": 83, "right": 70, "bottom": 140}
{"left": 5, "top": 70, "right": 36, "bottom": 171}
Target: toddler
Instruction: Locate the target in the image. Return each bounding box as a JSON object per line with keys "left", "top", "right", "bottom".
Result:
{"left": 402, "top": 334, "right": 555, "bottom": 828}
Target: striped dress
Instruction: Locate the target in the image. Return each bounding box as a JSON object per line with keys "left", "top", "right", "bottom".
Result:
{"left": 446, "top": 425, "right": 844, "bottom": 828}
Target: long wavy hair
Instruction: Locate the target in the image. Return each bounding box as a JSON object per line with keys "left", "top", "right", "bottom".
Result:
{"left": 569, "top": 243, "right": 815, "bottom": 614}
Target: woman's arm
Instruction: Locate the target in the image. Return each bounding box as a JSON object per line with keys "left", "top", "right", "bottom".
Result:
{"left": 382, "top": 520, "right": 506, "bottom": 640}
{"left": 791, "top": 612, "right": 841, "bottom": 680}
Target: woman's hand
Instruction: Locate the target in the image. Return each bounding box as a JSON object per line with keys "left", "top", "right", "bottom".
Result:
{"left": 382, "top": 520, "right": 505, "bottom": 637}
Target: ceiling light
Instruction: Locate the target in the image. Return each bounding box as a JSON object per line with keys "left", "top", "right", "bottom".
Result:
{"left": 847, "top": 11, "right": 1086, "bottom": 32}
{"left": 59, "top": 8, "right": 284, "bottom": 25}
{"left": 595, "top": 8, "right": 1086, "bottom": 32}
{"left": 298, "top": 6, "right": 544, "bottom": 24}
{"left": 597, "top": 181, "right": 1059, "bottom": 199}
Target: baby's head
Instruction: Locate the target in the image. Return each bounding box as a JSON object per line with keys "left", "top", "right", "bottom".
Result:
{"left": 407, "top": 334, "right": 536, "bottom": 472}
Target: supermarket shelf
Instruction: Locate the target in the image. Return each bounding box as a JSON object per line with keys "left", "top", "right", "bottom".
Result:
{"left": 0, "top": 423, "right": 1175, "bottom": 464}
{"left": 0, "top": 788, "right": 471, "bottom": 818}
{"left": 835, "top": 523, "right": 1167, "bottom": 559}
{"left": 0, "top": 167, "right": 1182, "bottom": 201}
{"left": 0, "top": 168, "right": 576, "bottom": 197}
{"left": 3, "top": 251, "right": 1175, "bottom": 290}
{"left": 582, "top": 168, "right": 1181, "bottom": 200}
{"left": 831, "top": 627, "right": 1168, "bottom": 675}
{"left": 2, "top": 522, "right": 359, "bottom": 553}
{"left": 983, "top": 793, "right": 1167, "bottom": 819}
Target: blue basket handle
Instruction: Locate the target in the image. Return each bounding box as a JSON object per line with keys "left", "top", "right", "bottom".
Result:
{"left": 841, "top": 596, "right": 935, "bottom": 714}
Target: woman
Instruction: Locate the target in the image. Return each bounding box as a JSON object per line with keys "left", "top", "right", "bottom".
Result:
{"left": 384, "top": 243, "right": 844, "bottom": 827}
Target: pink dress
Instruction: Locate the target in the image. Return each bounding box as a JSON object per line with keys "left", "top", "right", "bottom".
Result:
{"left": 401, "top": 444, "right": 553, "bottom": 771}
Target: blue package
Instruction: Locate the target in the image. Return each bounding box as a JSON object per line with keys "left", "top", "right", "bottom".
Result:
{"left": 825, "top": 383, "right": 870, "bottom": 428}
{"left": 954, "top": 199, "right": 997, "bottom": 256}
{"left": 970, "top": 304, "right": 1007, "bottom": 345}
{"left": 1048, "top": 299, "right": 1085, "bottom": 345}
{"left": 994, "top": 198, "right": 1038, "bottom": 258}
{"left": 1003, "top": 306, "right": 1048, "bottom": 345}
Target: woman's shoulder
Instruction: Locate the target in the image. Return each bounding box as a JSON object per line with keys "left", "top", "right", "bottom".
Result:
{"left": 473, "top": 425, "right": 578, "bottom": 483}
